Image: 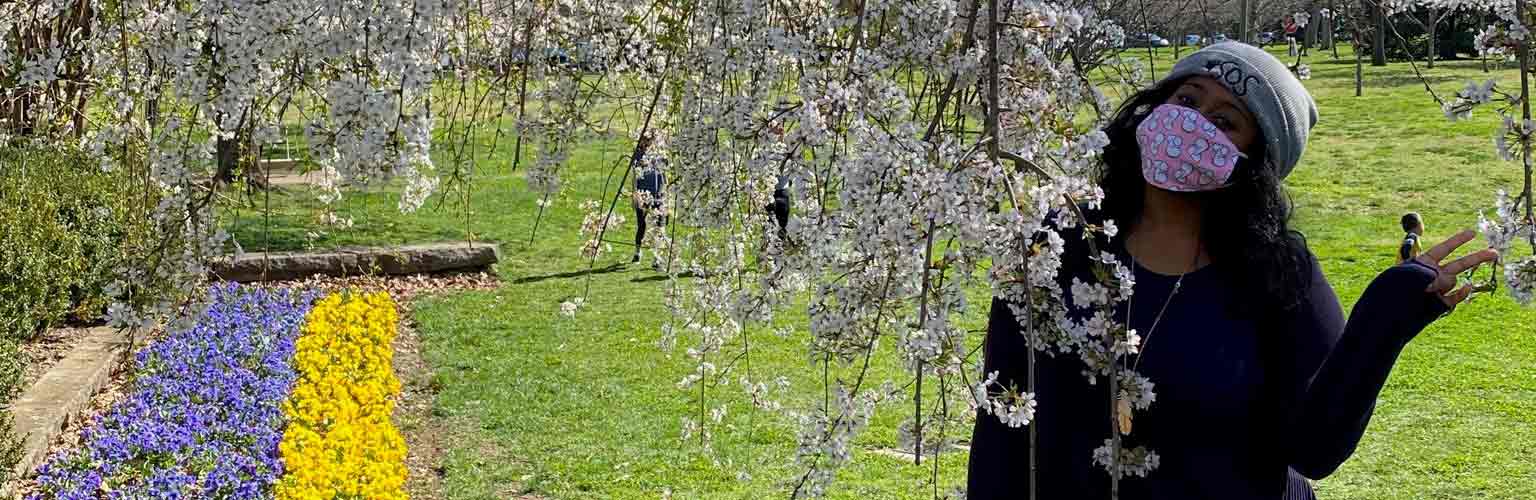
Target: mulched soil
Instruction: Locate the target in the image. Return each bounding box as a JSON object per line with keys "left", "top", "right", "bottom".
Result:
{"left": 16, "top": 327, "right": 89, "bottom": 395}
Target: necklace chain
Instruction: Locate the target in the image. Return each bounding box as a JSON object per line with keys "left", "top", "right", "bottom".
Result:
{"left": 1127, "top": 241, "right": 1202, "bottom": 373}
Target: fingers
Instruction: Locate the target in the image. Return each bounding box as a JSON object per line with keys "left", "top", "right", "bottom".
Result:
{"left": 1438, "top": 248, "right": 1500, "bottom": 277}
{"left": 1419, "top": 229, "right": 1478, "bottom": 263}
{"left": 1440, "top": 284, "right": 1477, "bottom": 307}
{"left": 1426, "top": 270, "right": 1456, "bottom": 295}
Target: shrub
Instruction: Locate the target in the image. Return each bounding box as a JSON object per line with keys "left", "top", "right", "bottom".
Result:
{"left": 0, "top": 143, "right": 134, "bottom": 485}
{"left": 0, "top": 337, "right": 21, "bottom": 484}
{"left": 0, "top": 144, "right": 133, "bottom": 341}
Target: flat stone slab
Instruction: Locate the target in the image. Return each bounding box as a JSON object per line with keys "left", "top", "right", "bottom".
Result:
{"left": 250, "top": 158, "right": 315, "bottom": 186}
{"left": 265, "top": 171, "right": 323, "bottom": 186}
{"left": 6, "top": 327, "right": 130, "bottom": 484}
{"left": 258, "top": 158, "right": 300, "bottom": 172}
{"left": 212, "top": 242, "right": 500, "bottom": 282}
{"left": 867, "top": 444, "right": 971, "bottom": 462}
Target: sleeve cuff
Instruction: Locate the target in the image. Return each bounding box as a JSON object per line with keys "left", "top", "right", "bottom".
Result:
{"left": 1386, "top": 260, "right": 1451, "bottom": 335}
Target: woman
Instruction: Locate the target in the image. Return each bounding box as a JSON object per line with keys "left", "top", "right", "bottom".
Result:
{"left": 967, "top": 43, "right": 1496, "bottom": 499}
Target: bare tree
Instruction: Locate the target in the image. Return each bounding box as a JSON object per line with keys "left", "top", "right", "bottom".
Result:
{"left": 1374, "top": 0, "right": 1389, "bottom": 65}
{"left": 1401, "top": 0, "right": 1464, "bottom": 68}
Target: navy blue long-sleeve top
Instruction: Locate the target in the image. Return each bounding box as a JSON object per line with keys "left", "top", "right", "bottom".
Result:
{"left": 967, "top": 226, "right": 1450, "bottom": 499}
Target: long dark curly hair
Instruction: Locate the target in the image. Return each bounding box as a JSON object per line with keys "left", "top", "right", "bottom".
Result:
{"left": 1098, "top": 76, "right": 1313, "bottom": 320}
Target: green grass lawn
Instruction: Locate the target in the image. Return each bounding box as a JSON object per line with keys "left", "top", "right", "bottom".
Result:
{"left": 226, "top": 44, "right": 1536, "bottom": 498}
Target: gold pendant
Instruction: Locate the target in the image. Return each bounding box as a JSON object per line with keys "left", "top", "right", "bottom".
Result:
{"left": 1116, "top": 397, "right": 1133, "bottom": 435}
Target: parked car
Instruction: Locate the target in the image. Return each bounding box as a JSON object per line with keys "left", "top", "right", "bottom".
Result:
{"left": 1184, "top": 34, "right": 1202, "bottom": 46}
{"left": 1124, "top": 33, "right": 1171, "bottom": 48}
{"left": 1210, "top": 33, "right": 1230, "bottom": 44}
{"left": 544, "top": 47, "right": 572, "bottom": 67}
{"left": 498, "top": 44, "right": 609, "bottom": 75}
{"left": 1258, "top": 32, "right": 1277, "bottom": 45}
{"left": 570, "top": 41, "right": 609, "bottom": 72}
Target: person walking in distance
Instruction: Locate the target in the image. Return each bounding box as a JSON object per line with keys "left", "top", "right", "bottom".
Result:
{"left": 632, "top": 139, "right": 666, "bottom": 264}
{"left": 1399, "top": 213, "right": 1425, "bottom": 263}
{"left": 768, "top": 174, "right": 792, "bottom": 236}
{"left": 1285, "top": 16, "right": 1299, "bottom": 57}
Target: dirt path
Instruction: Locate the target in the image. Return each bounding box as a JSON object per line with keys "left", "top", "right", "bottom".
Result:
{"left": 394, "top": 315, "right": 450, "bottom": 500}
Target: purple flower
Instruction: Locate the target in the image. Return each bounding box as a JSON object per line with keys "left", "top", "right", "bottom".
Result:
{"left": 30, "top": 284, "right": 315, "bottom": 500}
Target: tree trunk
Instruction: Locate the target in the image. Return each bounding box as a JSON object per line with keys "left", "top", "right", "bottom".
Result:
{"left": 1305, "top": 6, "right": 1321, "bottom": 55}
{"left": 1484, "top": 11, "right": 1491, "bottom": 72}
{"left": 1356, "top": 32, "right": 1365, "bottom": 96}
{"left": 1427, "top": 9, "right": 1438, "bottom": 69}
{"left": 214, "top": 135, "right": 242, "bottom": 187}
{"left": 1326, "top": 0, "right": 1337, "bottom": 52}
{"left": 1443, "top": 14, "right": 1458, "bottom": 61}
{"left": 1241, "top": 0, "right": 1251, "bottom": 44}
{"left": 0, "top": 0, "right": 96, "bottom": 138}
{"left": 1372, "top": 1, "right": 1387, "bottom": 66}
{"left": 1520, "top": 0, "right": 1534, "bottom": 256}
{"left": 1306, "top": 6, "right": 1320, "bottom": 49}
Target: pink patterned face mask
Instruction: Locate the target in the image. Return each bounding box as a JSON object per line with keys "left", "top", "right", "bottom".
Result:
{"left": 1134, "top": 104, "right": 1247, "bottom": 192}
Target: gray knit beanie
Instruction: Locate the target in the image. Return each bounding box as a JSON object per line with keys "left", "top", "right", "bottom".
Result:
{"left": 1163, "top": 42, "right": 1318, "bottom": 179}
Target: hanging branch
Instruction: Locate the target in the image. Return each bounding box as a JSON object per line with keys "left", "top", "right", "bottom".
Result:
{"left": 510, "top": 2, "right": 537, "bottom": 173}
{"left": 1518, "top": 0, "right": 1535, "bottom": 245}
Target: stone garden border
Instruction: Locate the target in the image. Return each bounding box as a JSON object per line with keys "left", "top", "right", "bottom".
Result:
{"left": 4, "top": 327, "right": 138, "bottom": 494}
{"left": 212, "top": 242, "right": 500, "bottom": 282}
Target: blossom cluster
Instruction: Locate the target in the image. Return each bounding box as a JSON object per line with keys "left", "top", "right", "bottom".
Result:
{"left": 972, "top": 370, "right": 1036, "bottom": 428}
{"left": 275, "top": 291, "right": 407, "bottom": 500}
{"left": 1473, "top": 1, "right": 1530, "bottom": 56}
{"left": 1092, "top": 438, "right": 1161, "bottom": 479}
{"left": 1442, "top": 79, "right": 1504, "bottom": 122}
{"left": 578, "top": 199, "right": 626, "bottom": 259}
{"left": 31, "top": 284, "right": 314, "bottom": 499}
{"left": 1435, "top": 70, "right": 1536, "bottom": 304}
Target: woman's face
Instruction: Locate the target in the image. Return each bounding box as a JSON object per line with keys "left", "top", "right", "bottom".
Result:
{"left": 1164, "top": 76, "right": 1259, "bottom": 155}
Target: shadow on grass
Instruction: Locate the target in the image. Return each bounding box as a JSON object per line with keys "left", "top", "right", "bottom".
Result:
{"left": 1311, "top": 56, "right": 1489, "bottom": 68}
{"left": 629, "top": 271, "right": 698, "bottom": 283}
{"left": 511, "top": 262, "right": 628, "bottom": 284}
{"left": 1366, "top": 74, "right": 1461, "bottom": 89}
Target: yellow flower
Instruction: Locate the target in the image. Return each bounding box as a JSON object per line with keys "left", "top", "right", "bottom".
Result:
{"left": 278, "top": 291, "right": 409, "bottom": 500}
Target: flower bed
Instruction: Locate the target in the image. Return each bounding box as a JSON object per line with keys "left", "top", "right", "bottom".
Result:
{"left": 26, "top": 287, "right": 409, "bottom": 499}
{"left": 30, "top": 284, "right": 313, "bottom": 498}
{"left": 275, "top": 291, "right": 407, "bottom": 500}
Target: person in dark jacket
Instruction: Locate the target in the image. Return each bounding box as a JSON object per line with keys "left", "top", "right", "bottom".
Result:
{"left": 1399, "top": 212, "right": 1425, "bottom": 263}
{"left": 632, "top": 157, "right": 665, "bottom": 263}
{"left": 767, "top": 174, "right": 791, "bottom": 235}
{"left": 968, "top": 43, "right": 1496, "bottom": 500}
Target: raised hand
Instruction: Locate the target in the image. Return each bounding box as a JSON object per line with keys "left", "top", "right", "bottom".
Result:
{"left": 1415, "top": 230, "right": 1500, "bottom": 307}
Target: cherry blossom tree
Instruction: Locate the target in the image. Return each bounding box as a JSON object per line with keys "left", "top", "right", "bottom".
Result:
{"left": 525, "top": 0, "right": 1163, "bottom": 496}
{"left": 1402, "top": 0, "right": 1474, "bottom": 68}
{"left": 1434, "top": 0, "right": 1536, "bottom": 303}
